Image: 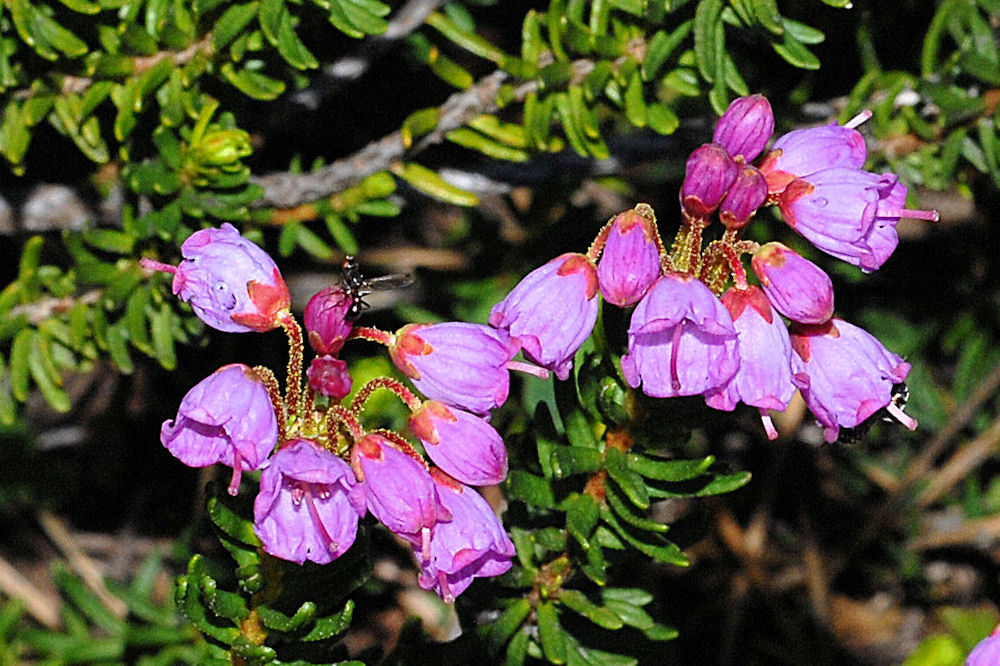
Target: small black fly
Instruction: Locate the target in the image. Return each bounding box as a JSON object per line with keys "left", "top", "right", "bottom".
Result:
{"left": 340, "top": 256, "right": 414, "bottom": 320}
{"left": 838, "top": 381, "right": 910, "bottom": 444}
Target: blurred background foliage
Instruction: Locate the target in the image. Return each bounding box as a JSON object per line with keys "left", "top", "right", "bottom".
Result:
{"left": 1, "top": 0, "right": 1000, "bottom": 663}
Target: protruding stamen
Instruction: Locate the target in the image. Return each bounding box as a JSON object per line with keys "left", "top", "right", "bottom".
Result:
{"left": 886, "top": 401, "right": 918, "bottom": 431}
{"left": 669, "top": 321, "right": 685, "bottom": 392}
{"left": 843, "top": 109, "right": 872, "bottom": 129}
{"left": 139, "top": 258, "right": 177, "bottom": 274}
{"left": 228, "top": 451, "right": 244, "bottom": 496}
{"left": 506, "top": 360, "right": 550, "bottom": 379}
{"left": 759, "top": 409, "right": 779, "bottom": 441}
{"left": 878, "top": 208, "right": 940, "bottom": 222}
{"left": 420, "top": 526, "right": 432, "bottom": 564}
{"left": 303, "top": 484, "right": 339, "bottom": 553}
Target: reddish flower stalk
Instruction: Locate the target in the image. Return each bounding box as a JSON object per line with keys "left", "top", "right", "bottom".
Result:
{"left": 278, "top": 311, "right": 304, "bottom": 416}
{"left": 350, "top": 376, "right": 423, "bottom": 414}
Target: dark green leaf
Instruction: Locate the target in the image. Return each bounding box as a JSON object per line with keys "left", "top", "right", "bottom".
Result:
{"left": 696, "top": 470, "right": 752, "bottom": 496}
{"left": 626, "top": 453, "right": 714, "bottom": 481}
{"left": 490, "top": 598, "right": 532, "bottom": 650}
{"left": 507, "top": 470, "right": 556, "bottom": 508}
{"left": 212, "top": 2, "right": 260, "bottom": 50}
{"left": 221, "top": 63, "right": 286, "bottom": 100}
{"left": 693, "top": 0, "right": 723, "bottom": 82}
{"left": 551, "top": 446, "right": 604, "bottom": 478}
{"left": 558, "top": 589, "right": 623, "bottom": 630}
{"left": 605, "top": 447, "right": 649, "bottom": 509}
{"left": 641, "top": 22, "right": 692, "bottom": 81}
{"left": 537, "top": 601, "right": 566, "bottom": 665}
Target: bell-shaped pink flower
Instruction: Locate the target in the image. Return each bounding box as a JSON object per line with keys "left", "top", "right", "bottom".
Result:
{"left": 415, "top": 470, "right": 516, "bottom": 603}
{"left": 621, "top": 273, "right": 740, "bottom": 398}
{"left": 389, "top": 323, "right": 520, "bottom": 415}
{"left": 751, "top": 242, "right": 834, "bottom": 324}
{"left": 306, "top": 355, "right": 353, "bottom": 401}
{"left": 351, "top": 434, "right": 449, "bottom": 553}
{"left": 759, "top": 121, "right": 868, "bottom": 196}
{"left": 705, "top": 287, "right": 796, "bottom": 440}
{"left": 160, "top": 363, "right": 278, "bottom": 496}
{"left": 967, "top": 625, "right": 1000, "bottom": 666}
{"left": 779, "top": 169, "right": 938, "bottom": 272}
{"left": 713, "top": 94, "right": 774, "bottom": 163}
{"left": 719, "top": 165, "right": 768, "bottom": 230}
{"left": 680, "top": 144, "right": 738, "bottom": 219}
{"left": 596, "top": 208, "right": 662, "bottom": 307}
{"left": 304, "top": 286, "right": 354, "bottom": 356}
{"left": 410, "top": 401, "right": 507, "bottom": 486}
{"left": 789, "top": 318, "right": 915, "bottom": 442}
{"left": 142, "top": 223, "right": 290, "bottom": 333}
{"left": 253, "top": 439, "right": 364, "bottom": 565}
{"left": 489, "top": 253, "right": 599, "bottom": 380}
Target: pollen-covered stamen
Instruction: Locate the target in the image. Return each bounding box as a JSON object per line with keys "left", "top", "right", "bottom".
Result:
{"left": 302, "top": 483, "right": 339, "bottom": 553}
{"left": 670, "top": 321, "right": 685, "bottom": 392}
{"left": 227, "top": 451, "right": 244, "bottom": 496}
{"left": 843, "top": 109, "right": 873, "bottom": 129}
{"left": 886, "top": 401, "right": 918, "bottom": 431}
{"left": 759, "top": 409, "right": 779, "bottom": 441}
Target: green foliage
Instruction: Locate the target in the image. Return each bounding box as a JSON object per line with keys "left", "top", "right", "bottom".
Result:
{"left": 174, "top": 482, "right": 370, "bottom": 665}
{"left": 1, "top": 552, "right": 214, "bottom": 664}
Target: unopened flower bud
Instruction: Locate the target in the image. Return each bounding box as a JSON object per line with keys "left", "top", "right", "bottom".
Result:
{"left": 713, "top": 94, "right": 774, "bottom": 162}
{"left": 680, "top": 144, "right": 738, "bottom": 220}
{"left": 719, "top": 165, "right": 768, "bottom": 229}
{"left": 596, "top": 207, "right": 662, "bottom": 307}
{"left": 306, "top": 355, "right": 353, "bottom": 400}
{"left": 304, "top": 286, "right": 354, "bottom": 356}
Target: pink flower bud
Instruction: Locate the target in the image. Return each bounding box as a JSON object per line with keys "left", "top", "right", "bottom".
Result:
{"left": 713, "top": 94, "right": 774, "bottom": 162}
{"left": 596, "top": 207, "right": 662, "bottom": 307}
{"left": 410, "top": 401, "right": 507, "bottom": 486}
{"left": 304, "top": 286, "right": 354, "bottom": 356}
{"left": 719, "top": 165, "right": 768, "bottom": 229}
{"left": 306, "top": 355, "right": 353, "bottom": 400}
{"left": 680, "top": 144, "right": 738, "bottom": 220}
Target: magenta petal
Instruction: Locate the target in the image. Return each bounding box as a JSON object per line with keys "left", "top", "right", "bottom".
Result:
{"left": 621, "top": 274, "right": 739, "bottom": 398}
{"left": 752, "top": 242, "right": 834, "bottom": 324}
{"left": 597, "top": 209, "right": 662, "bottom": 307}
{"left": 172, "top": 223, "right": 289, "bottom": 333}
{"left": 416, "top": 473, "right": 515, "bottom": 602}
{"left": 790, "top": 319, "right": 912, "bottom": 442}
{"left": 160, "top": 363, "right": 278, "bottom": 474}
{"left": 713, "top": 94, "right": 774, "bottom": 162}
{"left": 410, "top": 402, "right": 508, "bottom": 486}
{"left": 352, "top": 434, "right": 446, "bottom": 539}
{"left": 390, "top": 323, "right": 519, "bottom": 414}
{"left": 253, "top": 439, "right": 360, "bottom": 565}
{"left": 490, "top": 253, "right": 599, "bottom": 380}
{"left": 706, "top": 286, "right": 795, "bottom": 414}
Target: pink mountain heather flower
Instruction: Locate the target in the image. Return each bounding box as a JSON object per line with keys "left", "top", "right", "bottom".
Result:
{"left": 719, "top": 165, "right": 768, "bottom": 230}
{"left": 253, "top": 439, "right": 364, "bottom": 565}
{"left": 160, "top": 363, "right": 278, "bottom": 496}
{"left": 304, "top": 286, "right": 354, "bottom": 356}
{"left": 351, "top": 434, "right": 449, "bottom": 558}
{"left": 751, "top": 242, "right": 834, "bottom": 324}
{"left": 415, "top": 470, "right": 515, "bottom": 603}
{"left": 389, "top": 322, "right": 520, "bottom": 415}
{"left": 306, "top": 355, "right": 353, "bottom": 401}
{"left": 410, "top": 401, "right": 508, "bottom": 486}
{"left": 489, "top": 253, "right": 600, "bottom": 380}
{"left": 790, "top": 318, "right": 916, "bottom": 443}
{"left": 596, "top": 208, "right": 662, "bottom": 307}
{"left": 967, "top": 625, "right": 1000, "bottom": 666}
{"left": 778, "top": 169, "right": 937, "bottom": 271}
{"left": 621, "top": 273, "right": 740, "bottom": 399}
{"left": 758, "top": 118, "right": 868, "bottom": 196}
{"left": 713, "top": 94, "right": 774, "bottom": 163}
{"left": 705, "top": 287, "right": 796, "bottom": 440}
{"left": 141, "top": 223, "right": 290, "bottom": 333}
{"left": 680, "top": 143, "right": 738, "bottom": 220}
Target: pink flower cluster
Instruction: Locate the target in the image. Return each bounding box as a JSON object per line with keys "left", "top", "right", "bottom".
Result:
{"left": 149, "top": 234, "right": 515, "bottom": 603}
{"left": 476, "top": 95, "right": 934, "bottom": 443}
